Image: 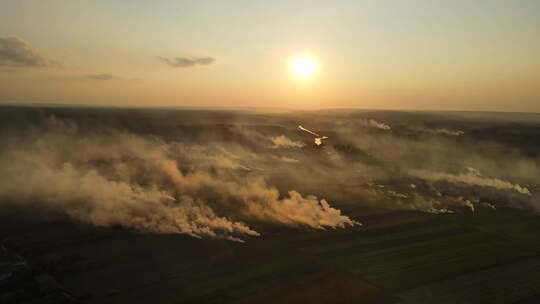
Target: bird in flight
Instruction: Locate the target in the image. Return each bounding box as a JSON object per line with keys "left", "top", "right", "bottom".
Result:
{"left": 298, "top": 125, "right": 328, "bottom": 146}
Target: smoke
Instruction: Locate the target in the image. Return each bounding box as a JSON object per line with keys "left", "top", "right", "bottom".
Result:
{"left": 244, "top": 190, "right": 358, "bottom": 228}
{"left": 271, "top": 155, "right": 300, "bottom": 163}
{"left": 412, "top": 127, "right": 465, "bottom": 136}
{"left": 410, "top": 169, "right": 531, "bottom": 195}
{"left": 270, "top": 135, "right": 305, "bottom": 148}
{"left": 431, "top": 128, "right": 465, "bottom": 136}
{"left": 1, "top": 108, "right": 539, "bottom": 240}
{"left": 338, "top": 119, "right": 391, "bottom": 131}
{"left": 357, "top": 119, "right": 391, "bottom": 130}
{"left": 365, "top": 119, "right": 391, "bottom": 130}
{"left": 0, "top": 117, "right": 355, "bottom": 241}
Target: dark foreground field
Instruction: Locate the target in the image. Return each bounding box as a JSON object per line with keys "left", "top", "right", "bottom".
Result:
{"left": 3, "top": 206, "right": 540, "bottom": 304}
{"left": 1, "top": 106, "right": 540, "bottom": 303}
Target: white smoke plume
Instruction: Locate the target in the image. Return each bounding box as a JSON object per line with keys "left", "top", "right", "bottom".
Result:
{"left": 363, "top": 119, "right": 391, "bottom": 130}
{"left": 410, "top": 169, "right": 531, "bottom": 195}
{"left": 0, "top": 117, "right": 356, "bottom": 241}
{"left": 270, "top": 135, "right": 305, "bottom": 148}
{"left": 417, "top": 127, "right": 465, "bottom": 136}
{"left": 346, "top": 119, "right": 391, "bottom": 130}
{"left": 433, "top": 128, "right": 465, "bottom": 136}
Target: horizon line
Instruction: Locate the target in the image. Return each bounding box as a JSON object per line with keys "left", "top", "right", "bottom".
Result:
{"left": 1, "top": 101, "right": 539, "bottom": 115}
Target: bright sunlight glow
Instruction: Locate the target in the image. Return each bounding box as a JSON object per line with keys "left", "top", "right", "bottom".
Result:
{"left": 291, "top": 55, "right": 317, "bottom": 79}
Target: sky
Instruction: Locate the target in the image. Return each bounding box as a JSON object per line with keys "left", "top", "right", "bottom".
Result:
{"left": 0, "top": 0, "right": 539, "bottom": 111}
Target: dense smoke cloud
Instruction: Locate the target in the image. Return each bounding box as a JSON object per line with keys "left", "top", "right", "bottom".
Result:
{"left": 0, "top": 108, "right": 538, "bottom": 241}
{"left": 0, "top": 117, "right": 355, "bottom": 241}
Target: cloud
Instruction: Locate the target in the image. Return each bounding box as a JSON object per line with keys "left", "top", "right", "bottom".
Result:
{"left": 159, "top": 56, "right": 215, "bottom": 68}
{"left": 86, "top": 73, "right": 118, "bottom": 81}
{"left": 0, "top": 36, "right": 60, "bottom": 68}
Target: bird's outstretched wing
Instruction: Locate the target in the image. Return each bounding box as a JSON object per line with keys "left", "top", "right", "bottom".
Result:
{"left": 298, "top": 125, "right": 321, "bottom": 137}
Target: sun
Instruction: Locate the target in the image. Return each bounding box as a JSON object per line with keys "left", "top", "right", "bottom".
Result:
{"left": 290, "top": 55, "right": 317, "bottom": 79}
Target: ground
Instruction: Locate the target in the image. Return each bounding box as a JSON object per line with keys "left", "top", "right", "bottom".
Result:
{"left": 2, "top": 205, "right": 540, "bottom": 303}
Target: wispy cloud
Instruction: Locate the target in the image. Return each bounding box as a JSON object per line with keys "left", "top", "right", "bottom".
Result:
{"left": 159, "top": 56, "right": 215, "bottom": 68}
{"left": 85, "top": 73, "right": 118, "bottom": 81}
{"left": 0, "top": 37, "right": 60, "bottom": 68}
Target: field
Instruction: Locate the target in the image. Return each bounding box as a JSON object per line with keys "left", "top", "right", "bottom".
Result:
{"left": 2, "top": 205, "right": 540, "bottom": 303}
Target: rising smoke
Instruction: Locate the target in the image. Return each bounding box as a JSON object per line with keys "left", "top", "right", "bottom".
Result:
{"left": 270, "top": 135, "right": 305, "bottom": 149}
{"left": 0, "top": 109, "right": 538, "bottom": 241}
{"left": 0, "top": 116, "right": 356, "bottom": 241}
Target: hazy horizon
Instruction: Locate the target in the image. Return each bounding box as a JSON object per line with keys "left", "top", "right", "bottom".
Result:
{"left": 3, "top": 102, "right": 540, "bottom": 115}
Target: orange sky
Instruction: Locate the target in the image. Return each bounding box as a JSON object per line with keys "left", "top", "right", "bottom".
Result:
{"left": 1, "top": 1, "right": 539, "bottom": 111}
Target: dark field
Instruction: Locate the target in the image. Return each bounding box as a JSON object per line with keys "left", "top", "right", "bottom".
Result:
{"left": 3, "top": 206, "right": 540, "bottom": 304}
{"left": 1, "top": 106, "right": 540, "bottom": 303}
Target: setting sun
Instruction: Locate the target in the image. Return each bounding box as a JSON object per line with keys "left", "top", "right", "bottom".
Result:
{"left": 290, "top": 55, "right": 317, "bottom": 79}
